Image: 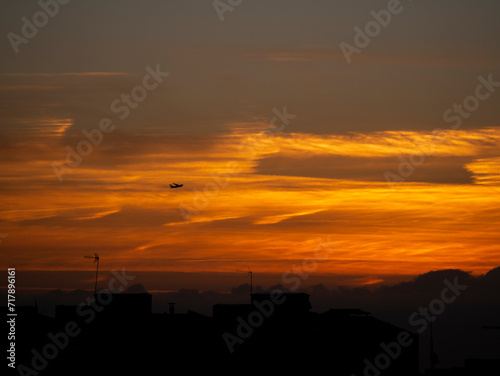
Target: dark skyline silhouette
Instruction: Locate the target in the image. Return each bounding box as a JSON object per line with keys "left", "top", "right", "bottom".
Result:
{"left": 3, "top": 266, "right": 499, "bottom": 375}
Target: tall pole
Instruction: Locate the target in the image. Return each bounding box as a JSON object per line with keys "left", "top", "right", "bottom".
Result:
{"left": 430, "top": 321, "right": 434, "bottom": 369}
{"left": 94, "top": 259, "right": 99, "bottom": 297}
{"left": 248, "top": 268, "right": 253, "bottom": 303}
{"left": 250, "top": 271, "right": 253, "bottom": 295}
{"left": 416, "top": 314, "right": 438, "bottom": 371}
{"left": 429, "top": 320, "right": 439, "bottom": 370}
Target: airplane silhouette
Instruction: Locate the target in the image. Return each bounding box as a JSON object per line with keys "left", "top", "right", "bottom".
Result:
{"left": 170, "top": 183, "right": 183, "bottom": 188}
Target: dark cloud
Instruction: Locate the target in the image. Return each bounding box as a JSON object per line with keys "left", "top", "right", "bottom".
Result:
{"left": 256, "top": 155, "right": 475, "bottom": 184}
{"left": 124, "top": 283, "right": 149, "bottom": 294}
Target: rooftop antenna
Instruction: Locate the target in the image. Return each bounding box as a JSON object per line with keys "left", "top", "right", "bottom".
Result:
{"left": 168, "top": 302, "right": 176, "bottom": 315}
{"left": 429, "top": 320, "right": 439, "bottom": 370}
{"left": 417, "top": 314, "right": 439, "bottom": 370}
{"left": 84, "top": 253, "right": 100, "bottom": 297}
{"left": 248, "top": 267, "right": 253, "bottom": 298}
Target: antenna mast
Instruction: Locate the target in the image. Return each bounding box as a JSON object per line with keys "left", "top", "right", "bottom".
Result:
{"left": 84, "top": 253, "right": 100, "bottom": 296}
{"left": 248, "top": 267, "right": 253, "bottom": 298}
{"left": 429, "top": 320, "right": 438, "bottom": 369}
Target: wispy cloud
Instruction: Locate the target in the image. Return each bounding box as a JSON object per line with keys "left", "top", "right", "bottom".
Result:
{"left": 186, "top": 46, "right": 500, "bottom": 68}
{"left": 1, "top": 108, "right": 498, "bottom": 275}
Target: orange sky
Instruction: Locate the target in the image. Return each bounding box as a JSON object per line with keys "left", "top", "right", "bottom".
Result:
{"left": 1, "top": 0, "right": 500, "bottom": 286}
{"left": 1, "top": 120, "right": 499, "bottom": 278}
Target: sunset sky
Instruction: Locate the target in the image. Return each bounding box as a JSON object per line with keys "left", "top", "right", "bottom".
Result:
{"left": 1, "top": 0, "right": 499, "bottom": 289}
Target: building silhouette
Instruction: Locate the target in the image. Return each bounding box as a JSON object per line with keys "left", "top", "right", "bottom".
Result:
{"left": 5, "top": 291, "right": 495, "bottom": 375}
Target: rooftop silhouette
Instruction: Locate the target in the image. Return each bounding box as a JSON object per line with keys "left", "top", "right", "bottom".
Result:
{"left": 5, "top": 267, "right": 500, "bottom": 375}
{"left": 7, "top": 291, "right": 421, "bottom": 375}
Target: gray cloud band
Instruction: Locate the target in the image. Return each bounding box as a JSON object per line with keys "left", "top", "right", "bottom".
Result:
{"left": 52, "top": 64, "right": 169, "bottom": 182}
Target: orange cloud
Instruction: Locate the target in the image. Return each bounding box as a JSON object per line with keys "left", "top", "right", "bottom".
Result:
{"left": 1, "top": 122, "right": 499, "bottom": 278}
